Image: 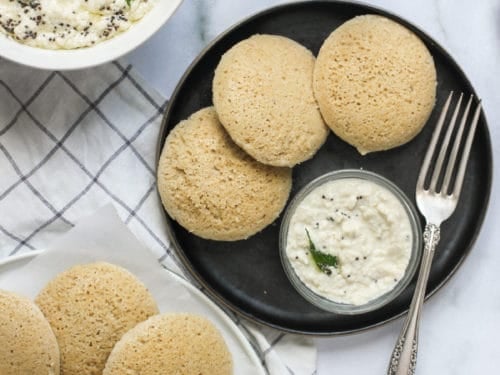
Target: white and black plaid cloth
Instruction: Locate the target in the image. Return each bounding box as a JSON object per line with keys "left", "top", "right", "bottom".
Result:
{"left": 0, "top": 58, "right": 316, "bottom": 375}
{"left": 0, "top": 59, "right": 171, "bottom": 260}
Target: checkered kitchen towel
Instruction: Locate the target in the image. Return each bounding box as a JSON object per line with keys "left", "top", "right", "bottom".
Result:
{"left": 0, "top": 58, "right": 316, "bottom": 375}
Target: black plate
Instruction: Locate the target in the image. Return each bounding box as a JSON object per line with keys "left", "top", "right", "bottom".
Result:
{"left": 156, "top": 1, "right": 492, "bottom": 335}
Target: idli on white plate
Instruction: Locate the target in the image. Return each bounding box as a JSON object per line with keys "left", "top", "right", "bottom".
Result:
{"left": 0, "top": 289, "right": 60, "bottom": 375}
{"left": 104, "top": 313, "right": 232, "bottom": 375}
{"left": 35, "top": 262, "right": 159, "bottom": 375}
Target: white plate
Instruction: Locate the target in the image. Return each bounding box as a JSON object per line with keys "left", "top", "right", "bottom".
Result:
{"left": 0, "top": 251, "right": 265, "bottom": 375}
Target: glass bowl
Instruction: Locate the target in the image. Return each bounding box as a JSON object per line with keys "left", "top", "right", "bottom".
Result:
{"left": 279, "top": 169, "right": 422, "bottom": 315}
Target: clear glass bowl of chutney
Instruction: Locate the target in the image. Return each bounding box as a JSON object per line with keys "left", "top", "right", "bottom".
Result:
{"left": 279, "top": 169, "right": 422, "bottom": 315}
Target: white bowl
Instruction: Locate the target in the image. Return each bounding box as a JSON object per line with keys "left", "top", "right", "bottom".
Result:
{"left": 0, "top": 0, "right": 183, "bottom": 71}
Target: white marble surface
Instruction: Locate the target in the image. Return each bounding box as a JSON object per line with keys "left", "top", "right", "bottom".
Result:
{"left": 126, "top": 0, "right": 500, "bottom": 373}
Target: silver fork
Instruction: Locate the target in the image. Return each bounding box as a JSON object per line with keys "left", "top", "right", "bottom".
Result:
{"left": 387, "top": 91, "right": 482, "bottom": 375}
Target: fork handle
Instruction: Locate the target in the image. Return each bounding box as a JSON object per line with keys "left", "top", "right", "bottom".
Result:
{"left": 387, "top": 223, "right": 440, "bottom": 375}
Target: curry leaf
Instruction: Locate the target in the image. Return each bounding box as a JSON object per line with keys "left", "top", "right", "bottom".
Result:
{"left": 305, "top": 228, "right": 339, "bottom": 275}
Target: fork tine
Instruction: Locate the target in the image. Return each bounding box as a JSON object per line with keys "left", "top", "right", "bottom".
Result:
{"left": 417, "top": 91, "right": 453, "bottom": 190}
{"left": 429, "top": 93, "right": 463, "bottom": 192}
{"left": 452, "top": 99, "right": 482, "bottom": 198}
{"left": 441, "top": 94, "right": 473, "bottom": 194}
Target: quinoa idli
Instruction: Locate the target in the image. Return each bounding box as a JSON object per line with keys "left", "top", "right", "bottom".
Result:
{"left": 213, "top": 34, "right": 328, "bottom": 167}
{"left": 103, "top": 313, "right": 232, "bottom": 375}
{"left": 0, "top": 290, "right": 60, "bottom": 375}
{"left": 157, "top": 107, "right": 292, "bottom": 241}
{"left": 313, "top": 15, "right": 437, "bottom": 154}
{"left": 35, "top": 262, "right": 159, "bottom": 375}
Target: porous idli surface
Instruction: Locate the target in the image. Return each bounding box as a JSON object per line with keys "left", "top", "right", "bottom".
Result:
{"left": 0, "top": 290, "right": 60, "bottom": 375}
{"left": 313, "top": 15, "right": 437, "bottom": 154}
{"left": 35, "top": 262, "right": 159, "bottom": 375}
{"left": 213, "top": 34, "right": 328, "bottom": 167}
{"left": 103, "top": 313, "right": 232, "bottom": 375}
{"left": 157, "top": 106, "right": 292, "bottom": 241}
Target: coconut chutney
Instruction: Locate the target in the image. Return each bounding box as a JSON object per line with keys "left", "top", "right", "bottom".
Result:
{"left": 285, "top": 177, "right": 413, "bottom": 306}
{"left": 0, "top": 0, "right": 156, "bottom": 49}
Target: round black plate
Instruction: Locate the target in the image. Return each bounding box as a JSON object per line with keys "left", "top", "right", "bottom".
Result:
{"left": 156, "top": 1, "right": 492, "bottom": 335}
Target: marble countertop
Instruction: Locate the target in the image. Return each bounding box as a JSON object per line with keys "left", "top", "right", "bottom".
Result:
{"left": 127, "top": 0, "right": 499, "bottom": 373}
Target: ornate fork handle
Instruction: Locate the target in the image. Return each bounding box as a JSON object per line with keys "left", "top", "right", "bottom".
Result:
{"left": 387, "top": 92, "right": 481, "bottom": 374}
{"left": 387, "top": 223, "right": 440, "bottom": 375}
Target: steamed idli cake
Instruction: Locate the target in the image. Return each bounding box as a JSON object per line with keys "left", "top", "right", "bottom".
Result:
{"left": 0, "top": 290, "right": 60, "bottom": 375}
{"left": 103, "top": 313, "right": 232, "bottom": 375}
{"left": 213, "top": 34, "right": 328, "bottom": 167}
{"left": 157, "top": 107, "right": 292, "bottom": 241}
{"left": 35, "top": 262, "right": 159, "bottom": 375}
{"left": 313, "top": 15, "right": 437, "bottom": 154}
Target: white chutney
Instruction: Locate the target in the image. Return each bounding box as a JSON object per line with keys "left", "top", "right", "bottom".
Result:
{"left": 285, "top": 176, "right": 413, "bottom": 306}
{"left": 0, "top": 0, "right": 156, "bottom": 49}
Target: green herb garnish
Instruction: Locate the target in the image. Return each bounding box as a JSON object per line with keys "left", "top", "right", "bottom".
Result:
{"left": 125, "top": 0, "right": 133, "bottom": 7}
{"left": 305, "top": 228, "right": 339, "bottom": 275}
